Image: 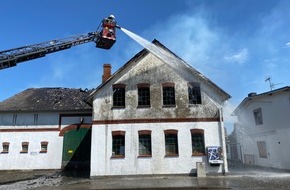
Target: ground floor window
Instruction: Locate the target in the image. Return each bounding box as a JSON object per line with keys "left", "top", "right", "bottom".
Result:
{"left": 191, "top": 129, "right": 205, "bottom": 156}
{"left": 112, "top": 131, "right": 125, "bottom": 158}
{"left": 257, "top": 141, "right": 267, "bottom": 158}
{"left": 138, "top": 130, "right": 152, "bottom": 157}
{"left": 40, "top": 141, "right": 48, "bottom": 153}
{"left": 21, "top": 142, "right": 29, "bottom": 153}
{"left": 164, "top": 130, "right": 179, "bottom": 156}
{"left": 2, "top": 142, "right": 10, "bottom": 153}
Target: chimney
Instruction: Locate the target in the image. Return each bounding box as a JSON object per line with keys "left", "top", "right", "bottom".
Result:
{"left": 102, "top": 64, "right": 111, "bottom": 82}
{"left": 248, "top": 92, "right": 257, "bottom": 97}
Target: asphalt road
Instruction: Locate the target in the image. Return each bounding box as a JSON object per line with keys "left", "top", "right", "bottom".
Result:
{"left": 1, "top": 162, "right": 290, "bottom": 189}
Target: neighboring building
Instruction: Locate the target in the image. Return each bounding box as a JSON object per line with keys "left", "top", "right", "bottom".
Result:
{"left": 88, "top": 40, "right": 231, "bottom": 177}
{"left": 0, "top": 88, "right": 92, "bottom": 170}
{"left": 226, "top": 125, "right": 242, "bottom": 162}
{"left": 233, "top": 87, "right": 290, "bottom": 169}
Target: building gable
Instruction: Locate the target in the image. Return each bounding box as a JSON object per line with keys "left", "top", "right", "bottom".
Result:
{"left": 91, "top": 40, "right": 230, "bottom": 122}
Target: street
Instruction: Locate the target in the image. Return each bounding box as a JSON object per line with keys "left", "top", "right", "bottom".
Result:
{"left": 1, "top": 162, "right": 290, "bottom": 189}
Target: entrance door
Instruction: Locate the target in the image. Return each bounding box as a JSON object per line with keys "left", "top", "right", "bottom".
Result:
{"left": 62, "top": 126, "right": 91, "bottom": 172}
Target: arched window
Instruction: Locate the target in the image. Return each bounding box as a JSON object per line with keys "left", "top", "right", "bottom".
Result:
{"left": 162, "top": 83, "right": 175, "bottom": 107}
{"left": 40, "top": 141, "right": 48, "bottom": 153}
{"left": 164, "top": 129, "right": 178, "bottom": 156}
{"left": 2, "top": 142, "right": 10, "bottom": 153}
{"left": 191, "top": 129, "right": 205, "bottom": 156}
{"left": 137, "top": 83, "right": 151, "bottom": 107}
{"left": 188, "top": 82, "right": 201, "bottom": 104}
{"left": 138, "top": 130, "right": 152, "bottom": 157}
{"left": 21, "top": 142, "right": 29, "bottom": 153}
{"left": 111, "top": 131, "right": 126, "bottom": 158}
{"left": 112, "top": 84, "right": 126, "bottom": 108}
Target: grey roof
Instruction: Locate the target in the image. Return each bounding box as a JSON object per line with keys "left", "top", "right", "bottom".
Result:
{"left": 0, "top": 88, "right": 92, "bottom": 112}
{"left": 233, "top": 86, "right": 290, "bottom": 115}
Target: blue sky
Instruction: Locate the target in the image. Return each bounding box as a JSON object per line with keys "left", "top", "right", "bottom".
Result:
{"left": 1, "top": 0, "right": 290, "bottom": 132}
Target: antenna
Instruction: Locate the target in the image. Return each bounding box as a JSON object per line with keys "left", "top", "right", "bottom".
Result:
{"left": 265, "top": 77, "right": 282, "bottom": 91}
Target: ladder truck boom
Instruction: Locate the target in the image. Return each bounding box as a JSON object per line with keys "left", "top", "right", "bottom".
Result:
{"left": 0, "top": 15, "right": 120, "bottom": 70}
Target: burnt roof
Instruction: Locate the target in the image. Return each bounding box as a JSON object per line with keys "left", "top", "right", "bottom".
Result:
{"left": 0, "top": 88, "right": 92, "bottom": 112}
{"left": 88, "top": 39, "right": 230, "bottom": 103}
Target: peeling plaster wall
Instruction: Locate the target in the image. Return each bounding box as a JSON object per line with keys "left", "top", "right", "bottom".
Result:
{"left": 91, "top": 53, "right": 226, "bottom": 176}
{"left": 93, "top": 54, "right": 222, "bottom": 121}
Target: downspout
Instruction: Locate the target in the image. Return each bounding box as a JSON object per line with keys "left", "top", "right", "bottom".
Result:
{"left": 219, "top": 104, "right": 228, "bottom": 175}
{"left": 203, "top": 93, "right": 228, "bottom": 175}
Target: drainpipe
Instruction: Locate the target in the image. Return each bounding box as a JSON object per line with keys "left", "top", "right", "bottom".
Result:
{"left": 202, "top": 93, "right": 228, "bottom": 175}
{"left": 219, "top": 105, "right": 228, "bottom": 175}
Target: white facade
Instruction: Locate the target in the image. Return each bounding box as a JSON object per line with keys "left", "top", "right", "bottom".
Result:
{"left": 0, "top": 131, "right": 62, "bottom": 170}
{"left": 0, "top": 111, "right": 92, "bottom": 170}
{"left": 90, "top": 45, "right": 230, "bottom": 177}
{"left": 233, "top": 87, "right": 290, "bottom": 169}
{"left": 91, "top": 122, "right": 223, "bottom": 176}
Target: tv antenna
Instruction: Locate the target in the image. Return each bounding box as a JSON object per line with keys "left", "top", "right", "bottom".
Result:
{"left": 265, "top": 77, "right": 282, "bottom": 91}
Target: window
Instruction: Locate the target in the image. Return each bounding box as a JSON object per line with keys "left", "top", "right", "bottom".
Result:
{"left": 137, "top": 83, "right": 150, "bottom": 107}
{"left": 13, "top": 113, "right": 17, "bottom": 124}
{"left": 112, "top": 131, "right": 125, "bottom": 158}
{"left": 34, "top": 114, "right": 38, "bottom": 125}
{"left": 138, "top": 130, "right": 152, "bottom": 157}
{"left": 2, "top": 142, "right": 10, "bottom": 153}
{"left": 188, "top": 82, "right": 201, "bottom": 104}
{"left": 164, "top": 130, "right": 178, "bottom": 156}
{"left": 191, "top": 129, "right": 205, "bottom": 156}
{"left": 21, "top": 142, "right": 29, "bottom": 153}
{"left": 40, "top": 141, "right": 48, "bottom": 153}
{"left": 162, "top": 83, "right": 175, "bottom": 106}
{"left": 253, "top": 108, "right": 263, "bottom": 125}
{"left": 112, "top": 84, "right": 126, "bottom": 108}
{"left": 257, "top": 141, "right": 267, "bottom": 158}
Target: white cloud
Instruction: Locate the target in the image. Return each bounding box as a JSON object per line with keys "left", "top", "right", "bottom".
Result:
{"left": 224, "top": 48, "right": 249, "bottom": 64}
{"left": 286, "top": 42, "right": 290, "bottom": 47}
{"left": 141, "top": 12, "right": 221, "bottom": 70}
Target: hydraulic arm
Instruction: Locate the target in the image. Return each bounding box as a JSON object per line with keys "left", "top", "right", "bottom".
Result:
{"left": 0, "top": 15, "right": 120, "bottom": 70}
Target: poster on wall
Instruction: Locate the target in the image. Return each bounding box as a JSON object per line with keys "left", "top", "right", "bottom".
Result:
{"left": 207, "top": 146, "right": 223, "bottom": 164}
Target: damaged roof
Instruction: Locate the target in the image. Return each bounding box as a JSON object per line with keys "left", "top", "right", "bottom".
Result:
{"left": 88, "top": 39, "right": 230, "bottom": 102}
{"left": 0, "top": 88, "right": 92, "bottom": 112}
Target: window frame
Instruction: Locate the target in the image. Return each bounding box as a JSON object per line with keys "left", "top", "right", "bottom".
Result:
{"left": 1, "top": 142, "right": 10, "bottom": 154}
{"left": 191, "top": 129, "right": 205, "bottom": 156}
{"left": 164, "top": 129, "right": 179, "bottom": 157}
{"left": 111, "top": 131, "right": 126, "bottom": 158}
{"left": 34, "top": 113, "right": 39, "bottom": 125}
{"left": 137, "top": 83, "right": 151, "bottom": 108}
{"left": 21, "top": 142, "right": 29, "bottom": 154}
{"left": 162, "top": 83, "right": 176, "bottom": 107}
{"left": 253, "top": 108, "right": 263, "bottom": 125}
{"left": 188, "top": 82, "right": 202, "bottom": 105}
{"left": 40, "top": 141, "right": 48, "bottom": 153}
{"left": 257, "top": 141, "right": 267, "bottom": 158}
{"left": 138, "top": 130, "right": 152, "bottom": 157}
{"left": 12, "top": 113, "right": 17, "bottom": 125}
{"left": 112, "top": 84, "right": 126, "bottom": 108}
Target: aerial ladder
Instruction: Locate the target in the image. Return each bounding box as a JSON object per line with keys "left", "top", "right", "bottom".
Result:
{"left": 0, "top": 15, "right": 120, "bottom": 70}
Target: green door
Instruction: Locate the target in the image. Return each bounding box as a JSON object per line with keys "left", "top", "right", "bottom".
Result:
{"left": 62, "top": 127, "right": 91, "bottom": 171}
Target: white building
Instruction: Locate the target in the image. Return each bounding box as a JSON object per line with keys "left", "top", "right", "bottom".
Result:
{"left": 88, "top": 40, "right": 230, "bottom": 177}
{"left": 0, "top": 40, "right": 230, "bottom": 176}
{"left": 0, "top": 88, "right": 92, "bottom": 170}
{"left": 233, "top": 87, "right": 290, "bottom": 169}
